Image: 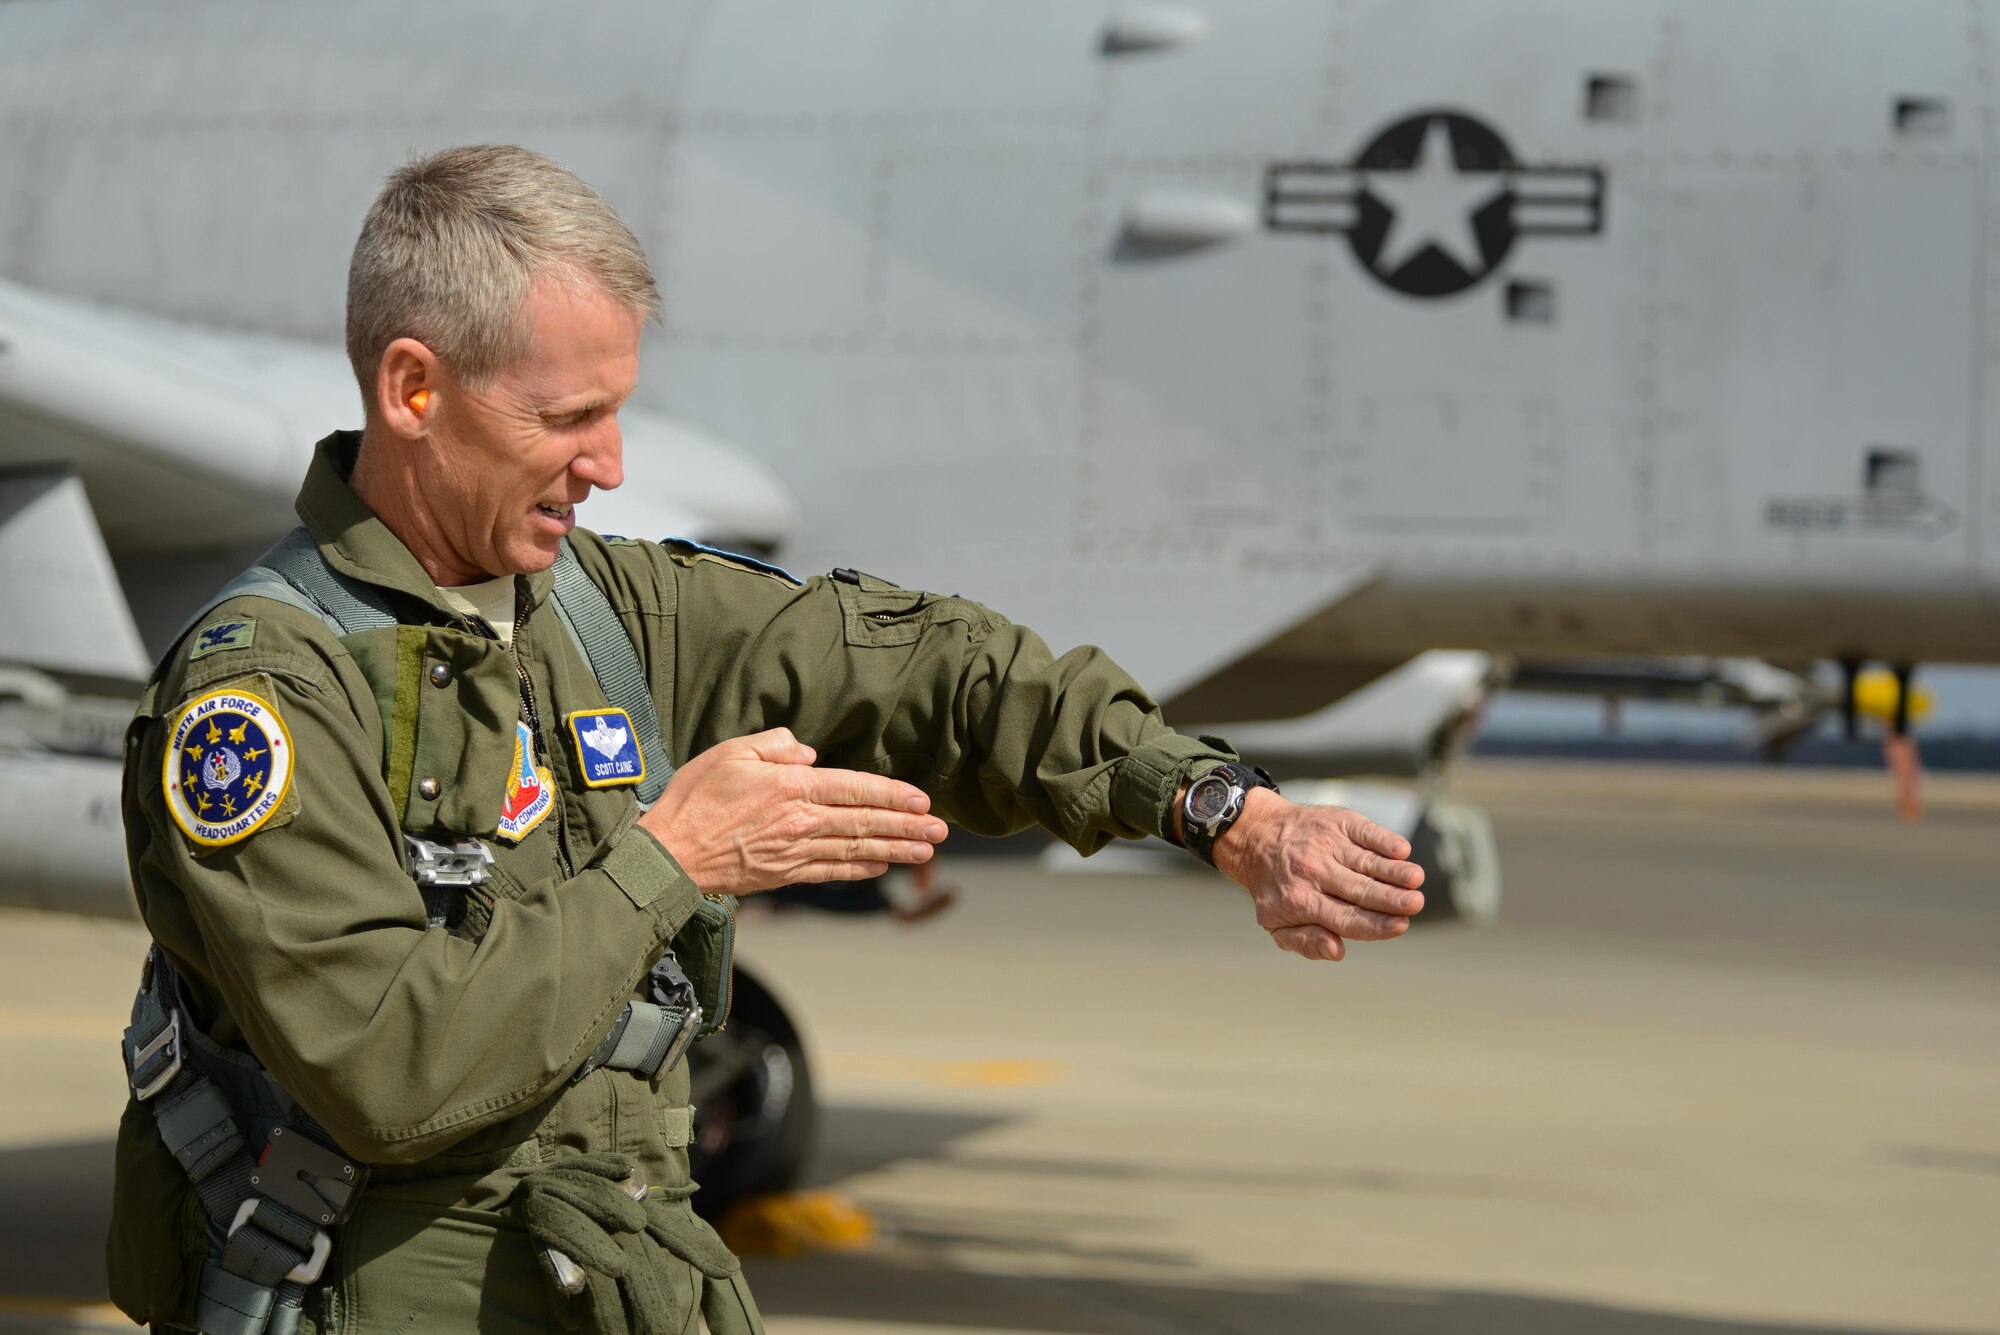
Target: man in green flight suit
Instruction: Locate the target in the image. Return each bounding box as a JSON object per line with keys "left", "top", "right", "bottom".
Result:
{"left": 113, "top": 145, "right": 1426, "bottom": 1334}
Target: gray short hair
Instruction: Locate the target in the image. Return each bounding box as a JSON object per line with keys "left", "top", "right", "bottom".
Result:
{"left": 345, "top": 144, "right": 660, "bottom": 394}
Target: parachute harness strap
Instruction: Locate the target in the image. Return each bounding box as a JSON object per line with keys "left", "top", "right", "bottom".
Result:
{"left": 550, "top": 539, "right": 671, "bottom": 806}
{"left": 123, "top": 949, "right": 365, "bottom": 1335}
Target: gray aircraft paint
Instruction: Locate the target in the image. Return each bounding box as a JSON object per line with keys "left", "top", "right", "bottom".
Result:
{"left": 1, "top": 0, "right": 1996, "bottom": 720}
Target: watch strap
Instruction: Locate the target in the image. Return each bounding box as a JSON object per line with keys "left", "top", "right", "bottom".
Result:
{"left": 1180, "top": 762, "right": 1278, "bottom": 867}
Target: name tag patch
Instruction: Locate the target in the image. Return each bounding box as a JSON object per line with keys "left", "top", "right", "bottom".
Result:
{"left": 566, "top": 708, "right": 646, "bottom": 789}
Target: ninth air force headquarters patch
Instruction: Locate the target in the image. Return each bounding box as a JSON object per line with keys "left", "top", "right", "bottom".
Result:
{"left": 162, "top": 687, "right": 293, "bottom": 848}
{"left": 566, "top": 708, "right": 646, "bottom": 789}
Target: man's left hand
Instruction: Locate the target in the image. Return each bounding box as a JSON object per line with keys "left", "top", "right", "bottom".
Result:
{"left": 1211, "top": 790, "right": 1426, "bottom": 962}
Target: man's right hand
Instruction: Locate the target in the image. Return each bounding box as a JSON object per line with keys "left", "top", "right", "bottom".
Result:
{"left": 638, "top": 727, "right": 946, "bottom": 896}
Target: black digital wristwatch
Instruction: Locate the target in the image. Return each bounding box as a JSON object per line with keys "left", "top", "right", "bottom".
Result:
{"left": 1178, "top": 762, "right": 1279, "bottom": 866}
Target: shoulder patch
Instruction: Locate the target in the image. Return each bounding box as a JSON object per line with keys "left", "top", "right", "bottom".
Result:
{"left": 497, "top": 720, "right": 556, "bottom": 841}
{"left": 659, "top": 537, "right": 800, "bottom": 585}
{"left": 162, "top": 685, "right": 295, "bottom": 849}
{"left": 187, "top": 618, "right": 257, "bottom": 661}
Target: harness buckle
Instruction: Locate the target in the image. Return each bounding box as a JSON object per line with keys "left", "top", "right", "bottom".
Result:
{"left": 248, "top": 1125, "right": 368, "bottom": 1227}
{"left": 228, "top": 1199, "right": 333, "bottom": 1285}
{"left": 123, "top": 1009, "right": 183, "bottom": 1101}
{"left": 404, "top": 834, "right": 495, "bottom": 890}
{"left": 655, "top": 999, "right": 702, "bottom": 1081}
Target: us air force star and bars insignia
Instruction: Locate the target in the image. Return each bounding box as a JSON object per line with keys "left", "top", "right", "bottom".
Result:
{"left": 565, "top": 708, "right": 646, "bottom": 789}
{"left": 1265, "top": 109, "right": 1604, "bottom": 298}
{"left": 497, "top": 719, "right": 556, "bottom": 842}
{"left": 163, "top": 687, "right": 293, "bottom": 848}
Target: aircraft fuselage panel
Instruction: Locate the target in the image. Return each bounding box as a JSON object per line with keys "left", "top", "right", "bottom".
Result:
{"left": 0, "top": 0, "right": 1994, "bottom": 695}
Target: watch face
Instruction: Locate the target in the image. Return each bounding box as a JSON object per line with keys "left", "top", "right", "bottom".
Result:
{"left": 1187, "top": 776, "right": 1231, "bottom": 824}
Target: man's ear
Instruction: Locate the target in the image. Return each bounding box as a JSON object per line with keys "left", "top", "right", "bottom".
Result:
{"left": 376, "top": 338, "right": 441, "bottom": 441}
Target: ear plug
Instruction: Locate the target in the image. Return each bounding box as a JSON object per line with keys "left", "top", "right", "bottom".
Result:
{"left": 409, "top": 389, "right": 431, "bottom": 414}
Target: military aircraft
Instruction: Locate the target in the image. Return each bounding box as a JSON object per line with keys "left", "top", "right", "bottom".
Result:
{"left": 4, "top": 0, "right": 1998, "bottom": 1204}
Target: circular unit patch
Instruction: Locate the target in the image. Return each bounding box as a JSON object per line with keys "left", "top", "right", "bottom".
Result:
{"left": 163, "top": 687, "right": 294, "bottom": 847}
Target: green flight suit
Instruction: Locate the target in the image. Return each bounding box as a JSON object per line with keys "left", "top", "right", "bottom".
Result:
{"left": 112, "top": 431, "right": 1234, "bottom": 1332}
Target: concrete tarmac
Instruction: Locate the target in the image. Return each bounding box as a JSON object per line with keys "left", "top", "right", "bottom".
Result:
{"left": 0, "top": 760, "right": 1994, "bottom": 1333}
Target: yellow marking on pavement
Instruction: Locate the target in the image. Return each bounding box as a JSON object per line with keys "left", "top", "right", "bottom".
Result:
{"left": 824, "top": 1053, "right": 1067, "bottom": 1087}
{"left": 720, "top": 1190, "right": 876, "bottom": 1256}
{"left": 0, "top": 1011, "right": 125, "bottom": 1041}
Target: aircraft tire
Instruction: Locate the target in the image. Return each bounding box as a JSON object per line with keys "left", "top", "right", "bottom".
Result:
{"left": 687, "top": 964, "right": 817, "bottom": 1219}
{"left": 1407, "top": 798, "right": 1503, "bottom": 925}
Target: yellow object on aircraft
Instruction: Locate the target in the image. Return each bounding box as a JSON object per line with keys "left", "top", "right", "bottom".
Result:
{"left": 1852, "top": 669, "right": 1934, "bottom": 726}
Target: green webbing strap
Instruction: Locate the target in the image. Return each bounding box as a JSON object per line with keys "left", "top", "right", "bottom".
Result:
{"left": 606, "top": 1002, "right": 681, "bottom": 1074}
{"left": 255, "top": 527, "right": 397, "bottom": 634}
{"left": 146, "top": 538, "right": 682, "bottom": 1329}
{"left": 551, "top": 539, "right": 671, "bottom": 806}
{"left": 182, "top": 532, "right": 667, "bottom": 814}
{"left": 574, "top": 947, "right": 702, "bottom": 1085}
{"left": 167, "top": 527, "right": 394, "bottom": 648}
{"left": 575, "top": 1001, "right": 679, "bottom": 1084}
{"left": 125, "top": 952, "right": 330, "bottom": 1335}
{"left": 169, "top": 567, "right": 327, "bottom": 647}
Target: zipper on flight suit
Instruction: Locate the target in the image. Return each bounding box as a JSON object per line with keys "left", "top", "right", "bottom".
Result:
{"left": 511, "top": 590, "right": 575, "bottom": 879}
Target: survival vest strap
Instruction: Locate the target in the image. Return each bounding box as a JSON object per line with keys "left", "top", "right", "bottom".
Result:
{"left": 123, "top": 949, "right": 358, "bottom": 1335}
{"left": 213, "top": 527, "right": 672, "bottom": 806}
{"left": 234, "top": 527, "right": 702, "bottom": 1081}
{"left": 137, "top": 529, "right": 702, "bottom": 1334}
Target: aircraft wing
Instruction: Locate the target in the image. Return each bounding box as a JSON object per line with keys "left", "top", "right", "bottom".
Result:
{"left": 0, "top": 276, "right": 796, "bottom": 552}
{"left": 0, "top": 276, "right": 353, "bottom": 554}
{"left": 1209, "top": 651, "right": 1507, "bottom": 779}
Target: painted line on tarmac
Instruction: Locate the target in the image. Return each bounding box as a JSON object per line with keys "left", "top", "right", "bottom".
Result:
{"left": 823, "top": 1053, "right": 1067, "bottom": 1088}
{"left": 0, "top": 1011, "right": 124, "bottom": 1041}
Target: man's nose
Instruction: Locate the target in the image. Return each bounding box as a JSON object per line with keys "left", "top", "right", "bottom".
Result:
{"left": 573, "top": 420, "right": 625, "bottom": 492}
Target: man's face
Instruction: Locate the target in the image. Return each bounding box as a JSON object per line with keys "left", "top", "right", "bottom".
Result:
{"left": 420, "top": 276, "right": 643, "bottom": 582}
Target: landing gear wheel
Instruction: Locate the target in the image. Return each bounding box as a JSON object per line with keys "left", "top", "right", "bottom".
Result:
{"left": 687, "top": 965, "right": 815, "bottom": 1221}
{"left": 1407, "top": 797, "right": 1502, "bottom": 924}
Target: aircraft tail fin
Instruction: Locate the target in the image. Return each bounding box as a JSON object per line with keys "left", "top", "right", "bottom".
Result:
{"left": 0, "top": 468, "right": 150, "bottom": 684}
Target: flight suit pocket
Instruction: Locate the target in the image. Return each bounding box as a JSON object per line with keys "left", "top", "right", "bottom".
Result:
{"left": 105, "top": 1096, "right": 208, "bottom": 1328}
{"left": 833, "top": 572, "right": 1000, "bottom": 648}
{"left": 334, "top": 1200, "right": 556, "bottom": 1335}
{"left": 674, "top": 895, "right": 736, "bottom": 1038}
{"left": 397, "top": 631, "right": 519, "bottom": 837}
{"left": 833, "top": 573, "right": 930, "bottom": 647}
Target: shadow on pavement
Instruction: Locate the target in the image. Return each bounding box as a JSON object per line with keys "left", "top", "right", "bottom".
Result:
{"left": 759, "top": 1105, "right": 1961, "bottom": 1335}
{"left": 0, "top": 1121, "right": 1964, "bottom": 1335}
{"left": 0, "top": 1138, "right": 113, "bottom": 1301}
{"left": 743, "top": 1252, "right": 1955, "bottom": 1335}
{"left": 804, "top": 1103, "right": 1014, "bottom": 1188}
